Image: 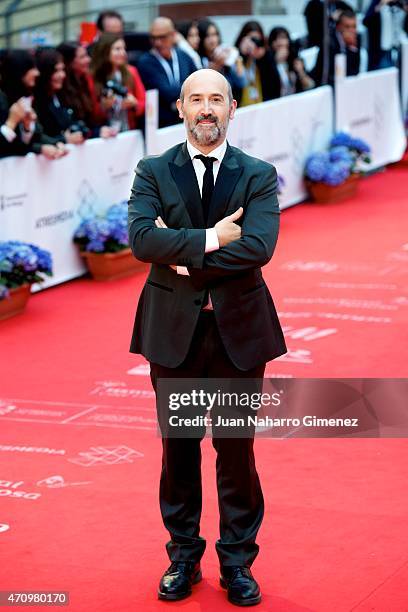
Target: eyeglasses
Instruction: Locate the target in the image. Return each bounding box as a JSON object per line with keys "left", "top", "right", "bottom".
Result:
{"left": 150, "top": 32, "right": 173, "bottom": 41}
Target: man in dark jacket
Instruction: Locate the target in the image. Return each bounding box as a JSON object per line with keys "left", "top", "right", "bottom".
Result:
{"left": 311, "top": 9, "right": 361, "bottom": 86}
{"left": 137, "top": 17, "right": 197, "bottom": 127}
{"left": 128, "top": 68, "right": 286, "bottom": 606}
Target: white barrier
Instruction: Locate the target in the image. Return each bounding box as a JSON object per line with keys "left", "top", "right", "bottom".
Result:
{"left": 401, "top": 39, "right": 408, "bottom": 120}
{"left": 335, "top": 67, "right": 406, "bottom": 168}
{"left": 0, "top": 130, "right": 144, "bottom": 288}
{"left": 146, "top": 86, "right": 334, "bottom": 209}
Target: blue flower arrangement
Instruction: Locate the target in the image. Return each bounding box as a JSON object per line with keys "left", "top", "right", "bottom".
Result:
{"left": 305, "top": 132, "right": 371, "bottom": 186}
{"left": 73, "top": 201, "right": 129, "bottom": 253}
{"left": 0, "top": 241, "right": 53, "bottom": 300}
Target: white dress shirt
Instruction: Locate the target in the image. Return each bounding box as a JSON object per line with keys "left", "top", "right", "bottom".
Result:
{"left": 176, "top": 138, "right": 227, "bottom": 309}
{"left": 178, "top": 139, "right": 227, "bottom": 272}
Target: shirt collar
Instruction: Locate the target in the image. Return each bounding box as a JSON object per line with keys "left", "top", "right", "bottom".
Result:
{"left": 186, "top": 139, "right": 227, "bottom": 163}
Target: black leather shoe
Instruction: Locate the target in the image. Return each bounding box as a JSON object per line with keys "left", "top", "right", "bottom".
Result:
{"left": 158, "top": 561, "right": 202, "bottom": 601}
{"left": 220, "top": 566, "right": 261, "bottom": 606}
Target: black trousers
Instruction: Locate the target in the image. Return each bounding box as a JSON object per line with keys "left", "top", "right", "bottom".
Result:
{"left": 150, "top": 310, "right": 265, "bottom": 568}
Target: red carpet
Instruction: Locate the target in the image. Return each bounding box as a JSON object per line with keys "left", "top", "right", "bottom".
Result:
{"left": 1, "top": 164, "right": 408, "bottom": 611}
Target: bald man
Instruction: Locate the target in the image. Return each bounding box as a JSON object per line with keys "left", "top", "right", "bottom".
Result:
{"left": 128, "top": 69, "right": 286, "bottom": 605}
{"left": 136, "top": 17, "right": 197, "bottom": 127}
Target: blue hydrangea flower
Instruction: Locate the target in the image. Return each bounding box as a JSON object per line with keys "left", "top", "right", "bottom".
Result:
{"left": 349, "top": 138, "right": 371, "bottom": 154}
{"left": 329, "top": 146, "right": 353, "bottom": 165}
{"left": 0, "top": 241, "right": 53, "bottom": 288}
{"left": 323, "top": 161, "right": 351, "bottom": 185}
{"left": 305, "top": 152, "right": 330, "bottom": 181}
{"left": 73, "top": 200, "right": 130, "bottom": 253}
{"left": 330, "top": 132, "right": 353, "bottom": 148}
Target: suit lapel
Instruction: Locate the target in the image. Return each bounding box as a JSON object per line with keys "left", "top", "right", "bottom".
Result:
{"left": 208, "top": 144, "right": 243, "bottom": 228}
{"left": 169, "top": 142, "right": 205, "bottom": 228}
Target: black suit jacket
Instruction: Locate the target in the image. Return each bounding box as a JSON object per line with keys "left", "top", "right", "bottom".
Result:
{"left": 128, "top": 141, "right": 287, "bottom": 370}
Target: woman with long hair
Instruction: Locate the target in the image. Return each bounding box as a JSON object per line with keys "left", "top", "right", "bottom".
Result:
{"left": 268, "top": 27, "right": 314, "bottom": 96}
{"left": 34, "top": 48, "right": 85, "bottom": 145}
{"left": 90, "top": 33, "right": 145, "bottom": 133}
{"left": 197, "top": 19, "right": 245, "bottom": 105}
{"left": 175, "top": 20, "right": 202, "bottom": 69}
{"left": 56, "top": 41, "right": 112, "bottom": 138}
{"left": 234, "top": 20, "right": 280, "bottom": 105}
{"left": 0, "top": 49, "right": 67, "bottom": 159}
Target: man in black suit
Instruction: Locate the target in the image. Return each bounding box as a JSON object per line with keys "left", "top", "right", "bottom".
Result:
{"left": 128, "top": 68, "right": 286, "bottom": 606}
{"left": 311, "top": 9, "right": 361, "bottom": 86}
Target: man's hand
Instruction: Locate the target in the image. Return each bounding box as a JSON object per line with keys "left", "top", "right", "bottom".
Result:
{"left": 214, "top": 207, "right": 243, "bottom": 247}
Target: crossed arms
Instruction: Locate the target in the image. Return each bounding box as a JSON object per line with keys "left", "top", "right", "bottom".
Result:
{"left": 128, "top": 157, "right": 281, "bottom": 289}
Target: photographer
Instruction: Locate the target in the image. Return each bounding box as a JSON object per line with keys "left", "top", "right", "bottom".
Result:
{"left": 90, "top": 33, "right": 145, "bottom": 133}
{"left": 234, "top": 20, "right": 281, "bottom": 105}
{"left": 0, "top": 49, "right": 67, "bottom": 159}
{"left": 311, "top": 10, "right": 361, "bottom": 86}
{"left": 363, "top": 0, "right": 408, "bottom": 70}
{"left": 268, "top": 27, "right": 315, "bottom": 96}
{"left": 34, "top": 48, "right": 87, "bottom": 145}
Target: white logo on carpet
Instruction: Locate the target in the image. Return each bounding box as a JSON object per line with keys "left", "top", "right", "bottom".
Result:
{"left": 68, "top": 446, "right": 144, "bottom": 467}
{"left": 36, "top": 475, "right": 92, "bottom": 488}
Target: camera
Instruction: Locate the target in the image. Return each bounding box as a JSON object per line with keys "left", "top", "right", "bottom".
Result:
{"left": 102, "top": 80, "right": 128, "bottom": 98}
{"left": 250, "top": 37, "right": 264, "bottom": 48}
{"left": 69, "top": 120, "right": 90, "bottom": 138}
{"left": 388, "top": 0, "right": 407, "bottom": 7}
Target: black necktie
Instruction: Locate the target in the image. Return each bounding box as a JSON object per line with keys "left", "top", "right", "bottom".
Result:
{"left": 195, "top": 155, "right": 217, "bottom": 225}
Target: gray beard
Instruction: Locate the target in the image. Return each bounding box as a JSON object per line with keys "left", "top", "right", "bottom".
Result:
{"left": 188, "top": 120, "right": 227, "bottom": 146}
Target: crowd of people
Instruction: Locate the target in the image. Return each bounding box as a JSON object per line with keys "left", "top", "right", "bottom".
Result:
{"left": 1, "top": 3, "right": 408, "bottom": 158}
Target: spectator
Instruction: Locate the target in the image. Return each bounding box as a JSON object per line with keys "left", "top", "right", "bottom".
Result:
{"left": 96, "top": 10, "right": 124, "bottom": 36}
{"left": 34, "top": 48, "right": 86, "bottom": 145}
{"left": 175, "top": 20, "right": 203, "bottom": 69}
{"left": 235, "top": 20, "right": 280, "bottom": 105}
{"left": 136, "top": 17, "right": 196, "bottom": 127}
{"left": 87, "top": 10, "right": 125, "bottom": 57}
{"left": 304, "top": 0, "right": 354, "bottom": 48}
{"left": 268, "top": 27, "right": 315, "bottom": 96}
{"left": 311, "top": 9, "right": 361, "bottom": 86}
{"left": 197, "top": 19, "right": 245, "bottom": 104}
{"left": 363, "top": 0, "right": 408, "bottom": 70}
{"left": 56, "top": 42, "right": 113, "bottom": 138}
{"left": 0, "top": 50, "right": 67, "bottom": 159}
{"left": 90, "top": 34, "right": 146, "bottom": 133}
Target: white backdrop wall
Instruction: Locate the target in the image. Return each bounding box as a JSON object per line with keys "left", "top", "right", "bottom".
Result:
{"left": 401, "top": 39, "right": 408, "bottom": 121}
{"left": 335, "top": 68, "right": 406, "bottom": 169}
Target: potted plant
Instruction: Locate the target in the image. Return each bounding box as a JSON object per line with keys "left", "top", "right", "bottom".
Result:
{"left": 73, "top": 200, "right": 145, "bottom": 281}
{"left": 305, "top": 132, "right": 371, "bottom": 203}
{"left": 0, "top": 241, "right": 53, "bottom": 321}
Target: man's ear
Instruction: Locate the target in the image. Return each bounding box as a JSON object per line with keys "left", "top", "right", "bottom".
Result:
{"left": 176, "top": 98, "right": 183, "bottom": 119}
{"left": 229, "top": 99, "right": 238, "bottom": 120}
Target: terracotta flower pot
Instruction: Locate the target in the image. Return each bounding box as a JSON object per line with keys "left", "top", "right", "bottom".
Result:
{"left": 80, "top": 247, "right": 146, "bottom": 281}
{"left": 306, "top": 174, "right": 360, "bottom": 203}
{"left": 0, "top": 284, "right": 31, "bottom": 321}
